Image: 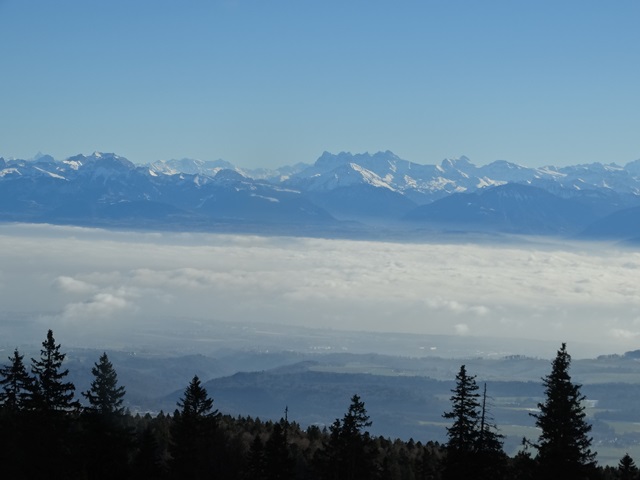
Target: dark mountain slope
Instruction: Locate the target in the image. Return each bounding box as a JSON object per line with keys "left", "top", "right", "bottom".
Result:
{"left": 404, "top": 183, "right": 596, "bottom": 235}
{"left": 579, "top": 206, "right": 640, "bottom": 242}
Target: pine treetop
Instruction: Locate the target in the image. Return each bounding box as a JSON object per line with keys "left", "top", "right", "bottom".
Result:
{"left": 30, "top": 329, "right": 79, "bottom": 412}
{"left": 177, "top": 375, "right": 217, "bottom": 418}
{"left": 83, "top": 352, "right": 126, "bottom": 415}
{"left": 531, "top": 343, "right": 596, "bottom": 475}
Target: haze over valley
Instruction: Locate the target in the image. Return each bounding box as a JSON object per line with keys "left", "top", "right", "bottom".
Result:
{"left": 1, "top": 222, "right": 638, "bottom": 358}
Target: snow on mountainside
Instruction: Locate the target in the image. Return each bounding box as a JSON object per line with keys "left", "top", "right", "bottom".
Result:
{"left": 150, "top": 158, "right": 310, "bottom": 183}
{"left": 150, "top": 158, "right": 235, "bottom": 176}
{"left": 289, "top": 162, "right": 396, "bottom": 192}
{"left": 0, "top": 152, "right": 335, "bottom": 229}
{"left": 284, "top": 151, "right": 588, "bottom": 206}
{"left": 301, "top": 152, "right": 640, "bottom": 199}
{"left": 2, "top": 150, "right": 640, "bottom": 239}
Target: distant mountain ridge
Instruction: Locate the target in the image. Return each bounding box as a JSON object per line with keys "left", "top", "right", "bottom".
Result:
{"left": 2, "top": 150, "right": 640, "bottom": 240}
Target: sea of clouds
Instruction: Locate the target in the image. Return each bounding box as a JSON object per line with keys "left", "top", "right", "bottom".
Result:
{"left": 1, "top": 223, "right": 639, "bottom": 358}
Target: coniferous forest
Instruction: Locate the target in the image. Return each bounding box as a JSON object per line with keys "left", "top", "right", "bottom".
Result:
{"left": 0, "top": 331, "right": 637, "bottom": 479}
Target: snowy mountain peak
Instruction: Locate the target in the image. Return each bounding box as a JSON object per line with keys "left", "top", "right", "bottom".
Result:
{"left": 67, "top": 152, "right": 133, "bottom": 166}
{"left": 32, "top": 152, "right": 55, "bottom": 163}
{"left": 314, "top": 150, "right": 402, "bottom": 169}
{"left": 213, "top": 168, "right": 248, "bottom": 183}
{"left": 440, "top": 156, "right": 473, "bottom": 170}
{"left": 624, "top": 159, "right": 640, "bottom": 177}
{"left": 4, "top": 148, "right": 640, "bottom": 239}
{"left": 314, "top": 151, "right": 355, "bottom": 171}
{"left": 348, "top": 163, "right": 395, "bottom": 190}
{"left": 486, "top": 159, "right": 524, "bottom": 169}
{"left": 34, "top": 154, "right": 55, "bottom": 164}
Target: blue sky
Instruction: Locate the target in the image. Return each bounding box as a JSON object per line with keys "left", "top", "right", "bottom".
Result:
{"left": 1, "top": 1, "right": 639, "bottom": 168}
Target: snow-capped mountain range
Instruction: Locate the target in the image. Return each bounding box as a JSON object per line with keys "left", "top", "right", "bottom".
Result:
{"left": 2, "top": 150, "right": 640, "bottom": 241}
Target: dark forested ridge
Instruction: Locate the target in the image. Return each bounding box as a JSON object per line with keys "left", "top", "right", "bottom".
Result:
{"left": 0, "top": 331, "right": 638, "bottom": 479}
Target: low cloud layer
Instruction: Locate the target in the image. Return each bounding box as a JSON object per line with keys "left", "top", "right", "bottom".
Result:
{"left": 1, "top": 223, "right": 639, "bottom": 357}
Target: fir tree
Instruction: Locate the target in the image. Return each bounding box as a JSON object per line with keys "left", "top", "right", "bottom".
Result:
{"left": 24, "top": 330, "right": 81, "bottom": 477}
{"left": 443, "top": 365, "right": 480, "bottom": 452}
{"left": 30, "top": 329, "right": 79, "bottom": 412}
{"left": 618, "top": 453, "right": 638, "bottom": 480}
{"left": 530, "top": 343, "right": 596, "bottom": 480}
{"left": 316, "top": 394, "right": 377, "bottom": 480}
{"left": 442, "top": 364, "right": 481, "bottom": 480}
{"left": 82, "top": 352, "right": 126, "bottom": 415}
{"left": 443, "top": 366, "right": 506, "bottom": 480}
{"left": 0, "top": 348, "right": 36, "bottom": 411}
{"left": 170, "top": 375, "right": 220, "bottom": 479}
{"left": 81, "top": 353, "right": 132, "bottom": 479}
{"left": 0, "top": 348, "right": 38, "bottom": 477}
{"left": 176, "top": 375, "right": 217, "bottom": 418}
{"left": 264, "top": 419, "right": 294, "bottom": 480}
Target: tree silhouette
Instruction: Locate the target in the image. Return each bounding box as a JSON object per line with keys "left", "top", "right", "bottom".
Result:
{"left": 443, "top": 365, "right": 480, "bottom": 454}
{"left": 0, "top": 348, "right": 38, "bottom": 476}
{"left": 81, "top": 352, "right": 131, "bottom": 479}
{"left": 618, "top": 453, "right": 638, "bottom": 480}
{"left": 476, "top": 383, "right": 506, "bottom": 480}
{"left": 171, "top": 375, "right": 220, "bottom": 479}
{"left": 23, "top": 330, "right": 82, "bottom": 477}
{"left": 176, "top": 375, "right": 217, "bottom": 418}
{"left": 83, "top": 352, "right": 126, "bottom": 415}
{"left": 316, "top": 394, "right": 377, "bottom": 480}
{"left": 530, "top": 343, "right": 596, "bottom": 480}
{"left": 0, "top": 348, "right": 36, "bottom": 411}
{"left": 30, "top": 329, "right": 79, "bottom": 412}
{"left": 443, "top": 366, "right": 505, "bottom": 480}
{"left": 264, "top": 419, "right": 294, "bottom": 480}
{"left": 442, "top": 364, "right": 481, "bottom": 480}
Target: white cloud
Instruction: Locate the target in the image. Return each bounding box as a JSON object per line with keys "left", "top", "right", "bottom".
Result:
{"left": 455, "top": 323, "right": 470, "bottom": 335}
{"left": 2, "top": 224, "right": 640, "bottom": 356}
{"left": 609, "top": 329, "right": 640, "bottom": 340}
{"left": 53, "top": 276, "right": 97, "bottom": 295}
{"left": 60, "top": 290, "right": 134, "bottom": 323}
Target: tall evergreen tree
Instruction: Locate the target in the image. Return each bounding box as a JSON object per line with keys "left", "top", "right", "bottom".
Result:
{"left": 30, "top": 329, "right": 79, "bottom": 412}
{"left": 442, "top": 364, "right": 481, "bottom": 480}
{"left": 82, "top": 352, "right": 126, "bottom": 415}
{"left": 442, "top": 366, "right": 506, "bottom": 480}
{"left": 618, "top": 453, "right": 638, "bottom": 480}
{"left": 170, "top": 375, "right": 220, "bottom": 480}
{"left": 24, "top": 330, "right": 82, "bottom": 478}
{"left": 0, "top": 348, "right": 38, "bottom": 477}
{"left": 176, "top": 375, "right": 217, "bottom": 418}
{"left": 0, "top": 348, "right": 36, "bottom": 411}
{"left": 81, "top": 352, "right": 131, "bottom": 479}
{"left": 443, "top": 365, "right": 480, "bottom": 452}
{"left": 264, "top": 419, "right": 295, "bottom": 480}
{"left": 316, "top": 394, "right": 377, "bottom": 480}
{"left": 530, "top": 343, "right": 596, "bottom": 480}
